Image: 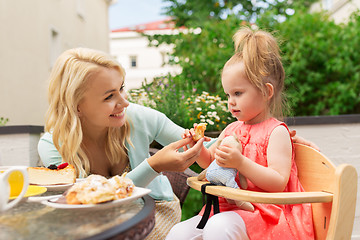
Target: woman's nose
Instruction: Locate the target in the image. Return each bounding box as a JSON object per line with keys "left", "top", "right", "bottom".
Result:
{"left": 117, "top": 92, "right": 129, "bottom": 108}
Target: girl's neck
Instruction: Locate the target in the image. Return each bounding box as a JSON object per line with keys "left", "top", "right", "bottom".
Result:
{"left": 244, "top": 111, "right": 272, "bottom": 125}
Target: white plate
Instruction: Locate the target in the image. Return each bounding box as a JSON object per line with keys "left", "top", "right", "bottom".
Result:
{"left": 41, "top": 187, "right": 151, "bottom": 210}
{"left": 35, "top": 183, "right": 73, "bottom": 191}
{"left": 31, "top": 178, "right": 84, "bottom": 192}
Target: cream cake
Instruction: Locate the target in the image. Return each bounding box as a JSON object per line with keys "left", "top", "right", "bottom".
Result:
{"left": 28, "top": 163, "right": 76, "bottom": 185}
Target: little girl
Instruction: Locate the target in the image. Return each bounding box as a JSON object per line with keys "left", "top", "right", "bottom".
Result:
{"left": 166, "top": 27, "right": 315, "bottom": 240}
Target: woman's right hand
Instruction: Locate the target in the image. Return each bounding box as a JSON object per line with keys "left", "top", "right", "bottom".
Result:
{"left": 148, "top": 137, "right": 205, "bottom": 173}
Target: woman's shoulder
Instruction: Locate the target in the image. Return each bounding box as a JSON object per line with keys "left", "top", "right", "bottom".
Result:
{"left": 126, "top": 102, "right": 170, "bottom": 132}
{"left": 127, "top": 102, "right": 164, "bottom": 118}
{"left": 39, "top": 131, "right": 54, "bottom": 143}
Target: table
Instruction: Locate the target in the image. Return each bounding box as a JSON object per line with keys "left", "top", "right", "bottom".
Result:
{"left": 0, "top": 192, "right": 155, "bottom": 240}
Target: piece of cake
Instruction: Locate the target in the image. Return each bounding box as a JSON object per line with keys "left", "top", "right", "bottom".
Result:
{"left": 193, "top": 123, "right": 207, "bottom": 141}
{"left": 66, "top": 173, "right": 135, "bottom": 204}
{"left": 28, "top": 163, "right": 76, "bottom": 185}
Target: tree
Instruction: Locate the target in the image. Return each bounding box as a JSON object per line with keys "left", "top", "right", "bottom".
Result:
{"left": 142, "top": 0, "right": 359, "bottom": 116}
{"left": 257, "top": 10, "right": 360, "bottom": 115}
{"left": 147, "top": 0, "right": 316, "bottom": 96}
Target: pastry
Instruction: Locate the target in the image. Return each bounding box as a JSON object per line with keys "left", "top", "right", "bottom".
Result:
{"left": 193, "top": 123, "right": 207, "bottom": 141}
{"left": 66, "top": 173, "right": 135, "bottom": 204}
{"left": 28, "top": 163, "right": 76, "bottom": 185}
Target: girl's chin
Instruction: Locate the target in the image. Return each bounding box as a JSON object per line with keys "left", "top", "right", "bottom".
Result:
{"left": 232, "top": 113, "right": 241, "bottom": 120}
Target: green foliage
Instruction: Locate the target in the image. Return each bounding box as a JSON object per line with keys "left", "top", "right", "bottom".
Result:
{"left": 162, "top": 0, "right": 317, "bottom": 28}
{"left": 181, "top": 188, "right": 203, "bottom": 220}
{"left": 0, "top": 117, "right": 9, "bottom": 126}
{"left": 181, "top": 163, "right": 204, "bottom": 220}
{"left": 147, "top": 5, "right": 360, "bottom": 117}
{"left": 257, "top": 10, "right": 360, "bottom": 115}
{"left": 128, "top": 77, "right": 235, "bottom": 131}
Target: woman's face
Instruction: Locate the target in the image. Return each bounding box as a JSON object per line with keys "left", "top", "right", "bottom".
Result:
{"left": 77, "top": 67, "right": 129, "bottom": 131}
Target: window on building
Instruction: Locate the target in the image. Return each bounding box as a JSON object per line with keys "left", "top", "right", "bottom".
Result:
{"left": 76, "top": 0, "right": 85, "bottom": 19}
{"left": 161, "top": 51, "right": 167, "bottom": 66}
{"left": 50, "top": 28, "right": 61, "bottom": 68}
{"left": 323, "top": 0, "right": 333, "bottom": 10}
{"left": 130, "top": 56, "right": 137, "bottom": 68}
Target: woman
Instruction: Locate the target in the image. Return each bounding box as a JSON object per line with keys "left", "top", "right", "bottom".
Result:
{"left": 38, "top": 47, "right": 205, "bottom": 239}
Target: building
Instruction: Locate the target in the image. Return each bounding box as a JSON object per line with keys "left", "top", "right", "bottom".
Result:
{"left": 0, "top": 0, "right": 114, "bottom": 126}
{"left": 110, "top": 18, "right": 181, "bottom": 90}
{"left": 311, "top": 0, "right": 360, "bottom": 23}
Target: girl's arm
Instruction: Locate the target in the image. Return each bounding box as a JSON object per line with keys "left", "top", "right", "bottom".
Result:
{"left": 215, "top": 125, "right": 292, "bottom": 192}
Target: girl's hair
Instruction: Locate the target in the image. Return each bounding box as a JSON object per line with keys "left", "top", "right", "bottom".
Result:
{"left": 224, "top": 27, "right": 287, "bottom": 119}
{"left": 45, "top": 47, "right": 131, "bottom": 177}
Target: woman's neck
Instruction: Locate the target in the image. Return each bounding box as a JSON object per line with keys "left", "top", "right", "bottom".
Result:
{"left": 81, "top": 126, "right": 108, "bottom": 147}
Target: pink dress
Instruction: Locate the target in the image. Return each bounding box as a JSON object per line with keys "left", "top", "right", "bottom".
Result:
{"left": 199, "top": 118, "right": 315, "bottom": 240}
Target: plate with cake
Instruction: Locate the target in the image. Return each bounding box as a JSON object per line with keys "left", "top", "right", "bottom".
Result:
{"left": 41, "top": 174, "right": 151, "bottom": 210}
{"left": 28, "top": 163, "right": 77, "bottom": 191}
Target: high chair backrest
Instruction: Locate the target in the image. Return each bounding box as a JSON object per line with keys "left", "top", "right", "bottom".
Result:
{"left": 293, "top": 143, "right": 357, "bottom": 239}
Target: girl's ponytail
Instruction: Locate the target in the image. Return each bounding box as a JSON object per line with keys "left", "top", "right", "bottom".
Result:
{"left": 227, "top": 27, "right": 287, "bottom": 119}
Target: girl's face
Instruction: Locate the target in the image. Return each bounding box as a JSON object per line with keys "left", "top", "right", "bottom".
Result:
{"left": 77, "top": 67, "right": 129, "bottom": 131}
{"left": 222, "top": 62, "right": 269, "bottom": 125}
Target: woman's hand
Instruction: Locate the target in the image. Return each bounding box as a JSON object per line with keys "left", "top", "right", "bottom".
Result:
{"left": 181, "top": 123, "right": 198, "bottom": 140}
{"left": 181, "top": 124, "right": 211, "bottom": 151}
{"left": 214, "top": 144, "right": 244, "bottom": 170}
{"left": 181, "top": 128, "right": 196, "bottom": 151}
{"left": 290, "top": 130, "right": 320, "bottom": 151}
{"left": 148, "top": 137, "right": 205, "bottom": 173}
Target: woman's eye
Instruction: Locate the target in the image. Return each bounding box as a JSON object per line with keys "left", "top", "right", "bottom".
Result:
{"left": 235, "top": 91, "right": 242, "bottom": 96}
{"left": 105, "top": 94, "right": 113, "bottom": 100}
{"left": 120, "top": 84, "right": 125, "bottom": 92}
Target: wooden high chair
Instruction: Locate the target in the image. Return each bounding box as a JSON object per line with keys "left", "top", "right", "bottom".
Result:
{"left": 187, "top": 143, "right": 358, "bottom": 239}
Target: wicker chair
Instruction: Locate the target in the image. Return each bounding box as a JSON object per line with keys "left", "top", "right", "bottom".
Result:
{"left": 163, "top": 168, "right": 198, "bottom": 207}
{"left": 149, "top": 148, "right": 199, "bottom": 206}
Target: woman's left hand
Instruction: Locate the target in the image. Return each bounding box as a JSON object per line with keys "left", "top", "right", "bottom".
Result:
{"left": 290, "top": 130, "right": 320, "bottom": 151}
{"left": 148, "top": 137, "right": 205, "bottom": 173}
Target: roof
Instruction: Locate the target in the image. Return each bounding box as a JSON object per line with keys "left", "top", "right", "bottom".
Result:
{"left": 112, "top": 18, "right": 177, "bottom": 33}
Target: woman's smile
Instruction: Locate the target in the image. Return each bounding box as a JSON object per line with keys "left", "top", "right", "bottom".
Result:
{"left": 110, "top": 109, "right": 126, "bottom": 118}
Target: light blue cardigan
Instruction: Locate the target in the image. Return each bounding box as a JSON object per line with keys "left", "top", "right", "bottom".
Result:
{"left": 38, "top": 103, "right": 216, "bottom": 201}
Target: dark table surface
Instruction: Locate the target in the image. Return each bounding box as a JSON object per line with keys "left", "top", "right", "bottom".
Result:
{"left": 0, "top": 190, "right": 155, "bottom": 240}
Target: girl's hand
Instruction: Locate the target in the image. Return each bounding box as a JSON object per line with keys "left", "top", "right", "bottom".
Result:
{"left": 214, "top": 144, "right": 243, "bottom": 170}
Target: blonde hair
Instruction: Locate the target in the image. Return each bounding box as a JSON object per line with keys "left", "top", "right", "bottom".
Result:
{"left": 224, "top": 27, "right": 287, "bottom": 119}
{"left": 45, "top": 48, "right": 131, "bottom": 177}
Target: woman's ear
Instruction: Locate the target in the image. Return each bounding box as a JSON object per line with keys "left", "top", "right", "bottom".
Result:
{"left": 265, "top": 83, "right": 274, "bottom": 100}
{"left": 77, "top": 106, "right": 82, "bottom": 117}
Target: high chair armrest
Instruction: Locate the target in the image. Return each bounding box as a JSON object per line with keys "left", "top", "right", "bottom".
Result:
{"left": 186, "top": 177, "right": 333, "bottom": 205}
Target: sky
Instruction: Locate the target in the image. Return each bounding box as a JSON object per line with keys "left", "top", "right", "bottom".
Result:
{"left": 109, "top": 0, "right": 171, "bottom": 30}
